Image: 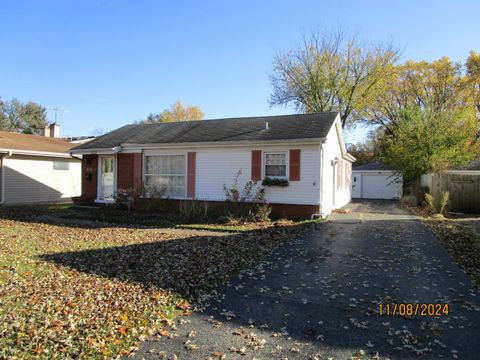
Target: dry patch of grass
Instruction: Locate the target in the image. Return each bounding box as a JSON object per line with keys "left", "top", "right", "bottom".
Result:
{"left": 0, "top": 218, "right": 305, "bottom": 358}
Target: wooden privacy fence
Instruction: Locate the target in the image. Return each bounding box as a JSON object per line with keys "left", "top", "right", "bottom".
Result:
{"left": 422, "top": 172, "right": 480, "bottom": 213}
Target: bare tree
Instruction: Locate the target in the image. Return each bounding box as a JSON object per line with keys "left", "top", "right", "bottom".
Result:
{"left": 270, "top": 28, "right": 400, "bottom": 128}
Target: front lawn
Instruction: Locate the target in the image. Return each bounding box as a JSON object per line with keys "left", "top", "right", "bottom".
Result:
{"left": 0, "top": 212, "right": 308, "bottom": 358}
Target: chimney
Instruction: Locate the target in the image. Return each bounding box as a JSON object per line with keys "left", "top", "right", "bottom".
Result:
{"left": 43, "top": 125, "right": 50, "bottom": 137}
{"left": 50, "top": 123, "right": 60, "bottom": 138}
{"left": 44, "top": 123, "right": 61, "bottom": 138}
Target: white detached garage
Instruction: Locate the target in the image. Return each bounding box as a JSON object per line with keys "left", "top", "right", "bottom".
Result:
{"left": 352, "top": 162, "right": 403, "bottom": 200}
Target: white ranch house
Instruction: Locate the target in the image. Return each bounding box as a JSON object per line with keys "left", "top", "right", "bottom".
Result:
{"left": 72, "top": 113, "right": 355, "bottom": 218}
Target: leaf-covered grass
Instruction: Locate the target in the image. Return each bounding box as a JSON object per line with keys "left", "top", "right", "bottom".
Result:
{"left": 176, "top": 218, "right": 323, "bottom": 233}
{"left": 175, "top": 223, "right": 253, "bottom": 232}
{"left": 404, "top": 202, "right": 480, "bottom": 289}
{"left": 424, "top": 219, "right": 480, "bottom": 289}
{"left": 0, "top": 213, "right": 308, "bottom": 358}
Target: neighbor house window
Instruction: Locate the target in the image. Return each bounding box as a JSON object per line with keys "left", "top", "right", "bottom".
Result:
{"left": 53, "top": 161, "right": 69, "bottom": 170}
{"left": 144, "top": 155, "right": 185, "bottom": 197}
{"left": 264, "top": 152, "right": 287, "bottom": 178}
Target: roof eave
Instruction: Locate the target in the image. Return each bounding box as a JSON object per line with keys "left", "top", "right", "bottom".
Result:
{"left": 343, "top": 153, "right": 357, "bottom": 162}
{"left": 0, "top": 148, "right": 75, "bottom": 158}
{"left": 71, "top": 137, "right": 326, "bottom": 154}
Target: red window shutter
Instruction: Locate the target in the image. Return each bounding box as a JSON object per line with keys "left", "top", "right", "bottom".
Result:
{"left": 289, "top": 149, "right": 301, "bottom": 181}
{"left": 187, "top": 152, "right": 196, "bottom": 198}
{"left": 251, "top": 150, "right": 262, "bottom": 181}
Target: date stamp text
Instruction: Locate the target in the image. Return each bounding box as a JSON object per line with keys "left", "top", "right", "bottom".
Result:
{"left": 379, "top": 303, "right": 449, "bottom": 317}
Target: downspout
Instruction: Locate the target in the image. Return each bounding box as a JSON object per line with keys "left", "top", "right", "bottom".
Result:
{"left": 70, "top": 152, "right": 82, "bottom": 161}
{"left": 0, "top": 151, "right": 13, "bottom": 205}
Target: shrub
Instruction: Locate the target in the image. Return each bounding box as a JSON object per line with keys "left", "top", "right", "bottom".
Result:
{"left": 424, "top": 193, "right": 436, "bottom": 214}
{"left": 116, "top": 187, "right": 144, "bottom": 211}
{"left": 424, "top": 191, "right": 449, "bottom": 215}
{"left": 179, "top": 200, "right": 211, "bottom": 221}
{"left": 223, "top": 169, "right": 270, "bottom": 221}
{"left": 223, "top": 169, "right": 265, "bottom": 202}
{"left": 248, "top": 204, "right": 272, "bottom": 222}
{"left": 439, "top": 191, "right": 450, "bottom": 215}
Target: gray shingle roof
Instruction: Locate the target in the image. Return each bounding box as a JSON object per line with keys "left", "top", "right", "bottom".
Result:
{"left": 73, "top": 113, "right": 338, "bottom": 150}
{"left": 353, "top": 162, "right": 394, "bottom": 171}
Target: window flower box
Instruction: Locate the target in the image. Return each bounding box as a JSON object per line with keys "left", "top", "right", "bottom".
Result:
{"left": 262, "top": 177, "right": 289, "bottom": 187}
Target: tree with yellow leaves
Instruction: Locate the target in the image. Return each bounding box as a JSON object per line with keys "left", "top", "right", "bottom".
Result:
{"left": 373, "top": 55, "right": 480, "bottom": 184}
{"left": 466, "top": 51, "right": 480, "bottom": 113}
{"left": 141, "top": 100, "right": 204, "bottom": 123}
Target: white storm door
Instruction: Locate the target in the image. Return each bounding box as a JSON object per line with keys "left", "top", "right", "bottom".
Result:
{"left": 99, "top": 156, "right": 115, "bottom": 200}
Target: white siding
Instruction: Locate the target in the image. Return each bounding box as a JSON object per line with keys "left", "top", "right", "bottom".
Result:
{"left": 144, "top": 144, "right": 321, "bottom": 205}
{"left": 320, "top": 119, "right": 352, "bottom": 215}
{"left": 2, "top": 155, "right": 81, "bottom": 204}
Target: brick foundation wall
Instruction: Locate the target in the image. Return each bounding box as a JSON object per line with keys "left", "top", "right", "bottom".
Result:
{"left": 134, "top": 198, "right": 319, "bottom": 220}
{"left": 269, "top": 203, "right": 320, "bottom": 219}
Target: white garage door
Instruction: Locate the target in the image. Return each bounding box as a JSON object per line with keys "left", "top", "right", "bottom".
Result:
{"left": 352, "top": 171, "right": 402, "bottom": 199}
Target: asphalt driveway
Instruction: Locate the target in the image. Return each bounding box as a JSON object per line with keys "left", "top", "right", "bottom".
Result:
{"left": 135, "top": 200, "right": 480, "bottom": 359}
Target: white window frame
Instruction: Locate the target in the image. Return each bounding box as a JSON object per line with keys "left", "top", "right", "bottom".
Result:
{"left": 263, "top": 151, "right": 288, "bottom": 180}
{"left": 143, "top": 153, "right": 187, "bottom": 198}
{"left": 96, "top": 155, "right": 117, "bottom": 203}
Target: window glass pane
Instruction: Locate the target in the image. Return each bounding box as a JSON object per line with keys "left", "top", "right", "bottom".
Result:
{"left": 102, "top": 157, "right": 113, "bottom": 173}
{"left": 145, "top": 155, "right": 185, "bottom": 196}
{"left": 146, "top": 155, "right": 185, "bottom": 175}
{"left": 53, "top": 161, "right": 69, "bottom": 170}
{"left": 145, "top": 176, "right": 185, "bottom": 197}
{"left": 265, "top": 153, "right": 286, "bottom": 177}
{"left": 266, "top": 153, "right": 286, "bottom": 166}
{"left": 266, "top": 165, "right": 286, "bottom": 177}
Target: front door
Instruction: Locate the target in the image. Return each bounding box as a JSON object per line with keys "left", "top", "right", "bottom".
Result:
{"left": 99, "top": 156, "right": 115, "bottom": 200}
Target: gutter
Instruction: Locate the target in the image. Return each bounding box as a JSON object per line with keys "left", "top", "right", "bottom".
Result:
{"left": 70, "top": 153, "right": 83, "bottom": 161}
{"left": 0, "top": 148, "right": 73, "bottom": 158}
{"left": 71, "top": 138, "right": 326, "bottom": 155}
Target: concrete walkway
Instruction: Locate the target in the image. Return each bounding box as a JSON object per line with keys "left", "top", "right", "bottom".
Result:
{"left": 134, "top": 200, "right": 480, "bottom": 359}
